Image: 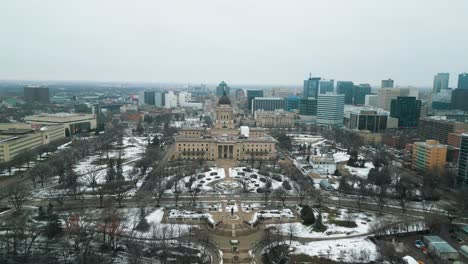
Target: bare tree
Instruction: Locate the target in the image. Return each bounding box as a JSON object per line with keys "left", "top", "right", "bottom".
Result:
{"left": 273, "top": 187, "right": 288, "bottom": 206}
{"left": 356, "top": 178, "right": 370, "bottom": 210}
{"left": 395, "top": 176, "right": 414, "bottom": 215}
{"left": 294, "top": 179, "right": 311, "bottom": 206}
{"left": 9, "top": 183, "right": 28, "bottom": 211}
{"left": 286, "top": 222, "right": 297, "bottom": 244}
{"left": 114, "top": 184, "right": 130, "bottom": 207}
{"left": 50, "top": 189, "right": 67, "bottom": 209}
{"left": 85, "top": 168, "right": 99, "bottom": 193}
{"left": 372, "top": 184, "right": 390, "bottom": 213}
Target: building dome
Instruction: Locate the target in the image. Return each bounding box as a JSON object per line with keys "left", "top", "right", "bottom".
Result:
{"left": 218, "top": 92, "right": 231, "bottom": 105}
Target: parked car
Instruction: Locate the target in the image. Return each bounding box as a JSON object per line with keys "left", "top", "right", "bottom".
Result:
{"left": 414, "top": 240, "right": 424, "bottom": 249}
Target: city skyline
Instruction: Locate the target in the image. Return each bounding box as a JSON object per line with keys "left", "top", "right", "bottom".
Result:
{"left": 1, "top": 0, "right": 468, "bottom": 86}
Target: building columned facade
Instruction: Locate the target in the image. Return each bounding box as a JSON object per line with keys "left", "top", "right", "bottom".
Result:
{"left": 174, "top": 94, "right": 276, "bottom": 161}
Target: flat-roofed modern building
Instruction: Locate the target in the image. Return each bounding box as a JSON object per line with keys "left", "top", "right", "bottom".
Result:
{"left": 24, "top": 86, "right": 50, "bottom": 104}
{"left": 0, "top": 124, "right": 65, "bottom": 162}
{"left": 418, "top": 117, "right": 468, "bottom": 144}
{"left": 349, "top": 110, "right": 388, "bottom": 133}
{"left": 24, "top": 113, "right": 96, "bottom": 137}
{"left": 458, "top": 134, "right": 468, "bottom": 184}
{"left": 303, "top": 76, "right": 321, "bottom": 98}
{"left": 317, "top": 93, "right": 344, "bottom": 127}
{"left": 381, "top": 79, "right": 394, "bottom": 88}
{"left": 251, "top": 97, "right": 286, "bottom": 115}
{"left": 412, "top": 140, "right": 447, "bottom": 171}
{"left": 299, "top": 98, "right": 317, "bottom": 116}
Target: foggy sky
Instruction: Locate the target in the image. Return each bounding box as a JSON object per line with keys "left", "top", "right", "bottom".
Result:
{"left": 1, "top": 0, "right": 467, "bottom": 87}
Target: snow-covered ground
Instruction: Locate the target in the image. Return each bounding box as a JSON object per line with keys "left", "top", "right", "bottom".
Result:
{"left": 290, "top": 237, "right": 378, "bottom": 263}
{"left": 231, "top": 167, "right": 286, "bottom": 193}
{"left": 248, "top": 209, "right": 295, "bottom": 224}
{"left": 270, "top": 209, "right": 374, "bottom": 238}
{"left": 165, "top": 167, "right": 225, "bottom": 194}
{"left": 334, "top": 152, "right": 350, "bottom": 163}
{"left": 167, "top": 209, "right": 216, "bottom": 225}
{"left": 171, "top": 118, "right": 202, "bottom": 128}
{"left": 73, "top": 136, "right": 148, "bottom": 185}
{"left": 345, "top": 162, "right": 375, "bottom": 179}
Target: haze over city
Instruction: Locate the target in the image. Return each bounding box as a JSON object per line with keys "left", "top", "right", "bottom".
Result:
{"left": 1, "top": 0, "right": 468, "bottom": 86}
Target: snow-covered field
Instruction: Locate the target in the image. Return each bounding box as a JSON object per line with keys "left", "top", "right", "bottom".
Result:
{"left": 249, "top": 208, "right": 295, "bottom": 224}
{"left": 344, "top": 162, "right": 375, "bottom": 179}
{"left": 270, "top": 209, "right": 374, "bottom": 238}
{"left": 290, "top": 237, "right": 378, "bottom": 263}
{"left": 165, "top": 167, "right": 225, "bottom": 194}
{"left": 172, "top": 118, "right": 202, "bottom": 128}
{"left": 231, "top": 167, "right": 286, "bottom": 193}
{"left": 167, "top": 209, "right": 216, "bottom": 225}
{"left": 74, "top": 136, "right": 148, "bottom": 184}
{"left": 333, "top": 152, "right": 350, "bottom": 163}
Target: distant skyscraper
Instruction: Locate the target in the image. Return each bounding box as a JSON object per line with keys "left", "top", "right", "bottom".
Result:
{"left": 336, "top": 81, "right": 354, "bottom": 104}
{"left": 458, "top": 134, "right": 468, "bottom": 184}
{"left": 155, "top": 91, "right": 165, "bottom": 107}
{"left": 143, "top": 91, "right": 156, "bottom": 105}
{"left": 457, "top": 73, "right": 468, "bottom": 89}
{"left": 390, "top": 96, "right": 421, "bottom": 128}
{"left": 235, "top": 89, "right": 245, "bottom": 100}
{"left": 247, "top": 90, "right": 264, "bottom": 111}
{"left": 24, "top": 86, "right": 50, "bottom": 104}
{"left": 317, "top": 93, "right": 344, "bottom": 127}
{"left": 216, "top": 81, "right": 230, "bottom": 97}
{"left": 381, "top": 79, "right": 394, "bottom": 88}
{"left": 303, "top": 76, "right": 321, "bottom": 98}
{"left": 319, "top": 79, "right": 334, "bottom": 94}
{"left": 433, "top": 73, "right": 449, "bottom": 93}
{"left": 353, "top": 84, "right": 372, "bottom": 105}
{"left": 451, "top": 88, "right": 468, "bottom": 111}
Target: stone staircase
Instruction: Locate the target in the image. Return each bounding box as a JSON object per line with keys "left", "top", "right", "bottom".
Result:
{"left": 221, "top": 248, "right": 251, "bottom": 264}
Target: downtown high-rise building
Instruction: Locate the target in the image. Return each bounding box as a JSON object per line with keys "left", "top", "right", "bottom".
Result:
{"left": 458, "top": 134, "right": 468, "bottom": 184}
{"left": 457, "top": 73, "right": 468, "bottom": 89}
{"left": 336, "top": 81, "right": 354, "bottom": 104}
{"left": 390, "top": 96, "right": 421, "bottom": 128}
{"left": 451, "top": 73, "right": 468, "bottom": 111}
{"left": 433, "top": 73, "right": 450, "bottom": 93}
{"left": 353, "top": 84, "right": 372, "bottom": 105}
{"left": 299, "top": 98, "right": 317, "bottom": 116}
{"left": 247, "top": 90, "right": 264, "bottom": 111}
{"left": 216, "top": 81, "right": 230, "bottom": 97}
{"left": 24, "top": 86, "right": 50, "bottom": 104}
{"left": 319, "top": 79, "right": 334, "bottom": 94}
{"left": 303, "top": 76, "right": 321, "bottom": 98}
{"left": 381, "top": 79, "right": 394, "bottom": 88}
{"left": 317, "top": 93, "right": 344, "bottom": 127}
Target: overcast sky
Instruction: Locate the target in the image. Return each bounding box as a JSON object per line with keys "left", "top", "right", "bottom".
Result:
{"left": 1, "top": 0, "right": 467, "bottom": 87}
